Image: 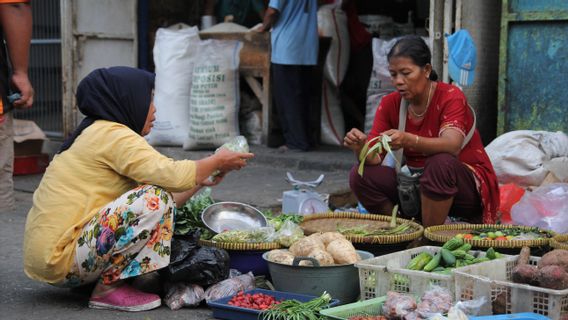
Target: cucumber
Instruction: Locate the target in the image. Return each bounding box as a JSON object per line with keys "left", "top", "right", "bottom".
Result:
{"left": 406, "top": 252, "right": 433, "bottom": 270}
{"left": 441, "top": 248, "right": 456, "bottom": 266}
{"left": 486, "top": 247, "right": 496, "bottom": 260}
{"left": 442, "top": 237, "right": 464, "bottom": 251}
{"left": 423, "top": 251, "right": 442, "bottom": 272}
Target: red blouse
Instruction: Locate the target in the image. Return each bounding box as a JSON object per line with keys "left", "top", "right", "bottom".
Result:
{"left": 368, "top": 82, "right": 500, "bottom": 223}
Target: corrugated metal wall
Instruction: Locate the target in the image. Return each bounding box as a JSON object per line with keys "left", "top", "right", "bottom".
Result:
{"left": 14, "top": 0, "right": 62, "bottom": 138}
{"left": 459, "top": 0, "right": 502, "bottom": 144}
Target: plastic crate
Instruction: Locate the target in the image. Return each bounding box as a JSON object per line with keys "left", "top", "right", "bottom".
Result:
{"left": 453, "top": 255, "right": 568, "bottom": 318}
{"left": 207, "top": 288, "right": 340, "bottom": 320}
{"left": 319, "top": 296, "right": 386, "bottom": 320}
{"left": 355, "top": 246, "right": 487, "bottom": 300}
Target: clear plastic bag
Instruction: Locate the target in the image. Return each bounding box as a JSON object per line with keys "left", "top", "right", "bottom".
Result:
{"left": 163, "top": 282, "right": 205, "bottom": 310}
{"left": 204, "top": 271, "right": 255, "bottom": 302}
{"left": 511, "top": 183, "right": 568, "bottom": 233}
{"left": 274, "top": 220, "right": 304, "bottom": 247}
{"left": 211, "top": 135, "right": 249, "bottom": 177}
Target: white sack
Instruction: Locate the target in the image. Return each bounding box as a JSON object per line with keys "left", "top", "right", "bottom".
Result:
{"left": 183, "top": 39, "right": 243, "bottom": 150}
{"left": 486, "top": 130, "right": 568, "bottom": 186}
{"left": 146, "top": 24, "right": 200, "bottom": 146}
{"left": 318, "top": 4, "right": 350, "bottom": 87}
{"left": 320, "top": 79, "right": 345, "bottom": 146}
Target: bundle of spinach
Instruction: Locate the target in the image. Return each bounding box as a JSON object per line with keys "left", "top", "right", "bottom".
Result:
{"left": 174, "top": 187, "right": 215, "bottom": 239}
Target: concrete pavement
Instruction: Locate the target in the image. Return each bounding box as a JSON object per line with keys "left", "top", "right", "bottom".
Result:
{"left": 1, "top": 144, "right": 356, "bottom": 319}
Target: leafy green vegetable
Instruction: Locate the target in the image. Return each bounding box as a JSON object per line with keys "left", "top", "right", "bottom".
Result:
{"left": 267, "top": 213, "right": 304, "bottom": 231}
{"left": 357, "top": 135, "right": 398, "bottom": 176}
{"left": 261, "top": 292, "right": 332, "bottom": 320}
{"left": 174, "top": 188, "right": 215, "bottom": 239}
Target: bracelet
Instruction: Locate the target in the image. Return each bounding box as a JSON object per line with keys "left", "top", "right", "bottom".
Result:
{"left": 414, "top": 135, "right": 420, "bottom": 147}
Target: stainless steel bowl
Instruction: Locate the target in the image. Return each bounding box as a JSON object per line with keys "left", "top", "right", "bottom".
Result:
{"left": 201, "top": 202, "right": 268, "bottom": 233}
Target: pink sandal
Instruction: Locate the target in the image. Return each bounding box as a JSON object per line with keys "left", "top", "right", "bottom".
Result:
{"left": 88, "top": 284, "right": 161, "bottom": 312}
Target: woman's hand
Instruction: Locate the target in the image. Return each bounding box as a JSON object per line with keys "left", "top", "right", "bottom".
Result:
{"left": 214, "top": 148, "right": 254, "bottom": 172}
{"left": 382, "top": 129, "right": 412, "bottom": 150}
{"left": 201, "top": 172, "right": 225, "bottom": 187}
{"left": 343, "top": 128, "right": 367, "bottom": 154}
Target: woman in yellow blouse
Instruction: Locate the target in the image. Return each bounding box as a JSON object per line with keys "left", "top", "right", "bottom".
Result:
{"left": 23, "top": 67, "right": 254, "bottom": 311}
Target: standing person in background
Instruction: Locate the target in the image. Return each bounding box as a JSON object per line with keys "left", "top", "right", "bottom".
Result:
{"left": 217, "top": 0, "right": 265, "bottom": 28}
{"left": 0, "top": 0, "right": 34, "bottom": 211}
{"left": 257, "top": 0, "right": 318, "bottom": 152}
{"left": 340, "top": 0, "right": 372, "bottom": 131}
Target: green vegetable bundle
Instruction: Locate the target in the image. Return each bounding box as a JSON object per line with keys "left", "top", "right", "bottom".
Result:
{"left": 261, "top": 292, "right": 332, "bottom": 320}
{"left": 174, "top": 187, "right": 215, "bottom": 239}
{"left": 358, "top": 135, "right": 398, "bottom": 176}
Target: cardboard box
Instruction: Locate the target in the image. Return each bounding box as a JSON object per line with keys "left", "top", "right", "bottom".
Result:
{"left": 13, "top": 119, "right": 47, "bottom": 156}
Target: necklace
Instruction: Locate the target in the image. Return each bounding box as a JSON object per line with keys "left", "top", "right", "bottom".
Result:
{"left": 409, "top": 81, "right": 433, "bottom": 118}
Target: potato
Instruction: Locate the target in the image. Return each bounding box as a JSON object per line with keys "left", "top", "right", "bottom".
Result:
{"left": 512, "top": 264, "right": 539, "bottom": 286}
{"left": 266, "top": 249, "right": 295, "bottom": 265}
{"left": 538, "top": 265, "right": 568, "bottom": 290}
{"left": 326, "top": 238, "right": 359, "bottom": 264}
{"left": 298, "top": 248, "right": 334, "bottom": 267}
{"left": 289, "top": 236, "right": 325, "bottom": 257}
{"left": 538, "top": 249, "right": 568, "bottom": 273}
{"left": 319, "top": 232, "right": 346, "bottom": 246}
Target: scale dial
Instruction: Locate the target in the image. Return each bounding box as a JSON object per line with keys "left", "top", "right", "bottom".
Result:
{"left": 298, "top": 197, "right": 328, "bottom": 215}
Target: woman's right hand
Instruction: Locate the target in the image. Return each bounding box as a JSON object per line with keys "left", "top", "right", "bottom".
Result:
{"left": 343, "top": 128, "right": 367, "bottom": 154}
{"left": 214, "top": 148, "right": 255, "bottom": 172}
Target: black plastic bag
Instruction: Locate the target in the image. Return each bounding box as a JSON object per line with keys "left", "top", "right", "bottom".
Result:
{"left": 164, "top": 245, "right": 230, "bottom": 287}
{"left": 169, "top": 229, "right": 201, "bottom": 265}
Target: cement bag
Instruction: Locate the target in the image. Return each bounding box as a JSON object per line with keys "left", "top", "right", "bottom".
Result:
{"left": 318, "top": 4, "right": 349, "bottom": 87}
{"left": 146, "top": 24, "right": 200, "bottom": 146}
{"left": 486, "top": 130, "right": 568, "bottom": 187}
{"left": 364, "top": 90, "right": 392, "bottom": 133}
{"left": 183, "top": 39, "right": 243, "bottom": 150}
{"left": 366, "top": 37, "right": 400, "bottom": 97}
{"left": 364, "top": 38, "right": 399, "bottom": 132}
{"left": 321, "top": 79, "right": 345, "bottom": 145}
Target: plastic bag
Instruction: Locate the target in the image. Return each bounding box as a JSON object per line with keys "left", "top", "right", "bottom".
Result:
{"left": 163, "top": 245, "right": 230, "bottom": 286}
{"left": 498, "top": 183, "right": 526, "bottom": 224}
{"left": 416, "top": 285, "right": 453, "bottom": 318}
{"left": 163, "top": 282, "right": 205, "bottom": 310}
{"left": 169, "top": 230, "right": 201, "bottom": 265}
{"left": 204, "top": 272, "right": 255, "bottom": 302}
{"left": 426, "top": 297, "right": 486, "bottom": 320}
{"left": 211, "top": 135, "right": 249, "bottom": 177}
{"left": 511, "top": 183, "right": 568, "bottom": 233}
{"left": 274, "top": 220, "right": 304, "bottom": 247}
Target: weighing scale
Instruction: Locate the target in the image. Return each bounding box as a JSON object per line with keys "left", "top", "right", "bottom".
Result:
{"left": 282, "top": 172, "right": 328, "bottom": 215}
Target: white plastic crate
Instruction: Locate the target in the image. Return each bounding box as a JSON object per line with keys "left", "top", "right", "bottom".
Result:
{"left": 453, "top": 255, "right": 568, "bottom": 318}
{"left": 355, "top": 246, "right": 485, "bottom": 300}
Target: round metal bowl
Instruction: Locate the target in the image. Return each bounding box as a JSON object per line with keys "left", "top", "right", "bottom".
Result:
{"left": 201, "top": 201, "right": 268, "bottom": 233}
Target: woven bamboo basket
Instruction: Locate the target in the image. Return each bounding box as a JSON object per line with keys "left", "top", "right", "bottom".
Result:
{"left": 550, "top": 234, "right": 568, "bottom": 250}
{"left": 424, "top": 224, "right": 554, "bottom": 249}
{"left": 299, "top": 212, "right": 423, "bottom": 244}
{"left": 199, "top": 239, "right": 282, "bottom": 251}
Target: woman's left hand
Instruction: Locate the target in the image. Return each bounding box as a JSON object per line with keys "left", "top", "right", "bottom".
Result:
{"left": 382, "top": 129, "right": 411, "bottom": 150}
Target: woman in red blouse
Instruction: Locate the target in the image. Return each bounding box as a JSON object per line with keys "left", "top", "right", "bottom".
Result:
{"left": 344, "top": 36, "right": 499, "bottom": 226}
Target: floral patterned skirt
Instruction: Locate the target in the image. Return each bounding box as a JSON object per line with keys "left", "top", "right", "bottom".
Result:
{"left": 57, "top": 185, "right": 175, "bottom": 288}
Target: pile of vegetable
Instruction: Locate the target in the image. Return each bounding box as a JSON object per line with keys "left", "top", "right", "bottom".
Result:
{"left": 260, "top": 292, "right": 332, "bottom": 320}
{"left": 228, "top": 291, "right": 281, "bottom": 310}
{"left": 266, "top": 232, "right": 360, "bottom": 266}
{"left": 456, "top": 226, "right": 552, "bottom": 241}
{"left": 209, "top": 212, "right": 305, "bottom": 247}
{"left": 211, "top": 228, "right": 274, "bottom": 243}
{"left": 406, "top": 237, "right": 503, "bottom": 274}
{"left": 174, "top": 188, "right": 215, "bottom": 239}
{"left": 337, "top": 205, "right": 414, "bottom": 236}
{"left": 512, "top": 247, "right": 568, "bottom": 290}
